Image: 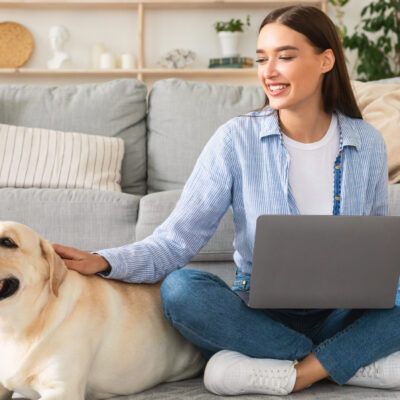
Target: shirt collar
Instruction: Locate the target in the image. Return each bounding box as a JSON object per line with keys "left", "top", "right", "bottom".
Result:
{"left": 259, "top": 107, "right": 362, "bottom": 151}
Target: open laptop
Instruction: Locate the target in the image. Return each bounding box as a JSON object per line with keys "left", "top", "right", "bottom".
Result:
{"left": 236, "top": 215, "right": 400, "bottom": 309}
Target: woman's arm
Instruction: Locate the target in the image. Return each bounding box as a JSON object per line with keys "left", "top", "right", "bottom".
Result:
{"left": 370, "top": 138, "right": 389, "bottom": 216}
{"left": 93, "top": 123, "right": 234, "bottom": 283}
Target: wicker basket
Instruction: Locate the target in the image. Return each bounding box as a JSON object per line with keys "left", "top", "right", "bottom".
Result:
{"left": 0, "top": 21, "right": 34, "bottom": 68}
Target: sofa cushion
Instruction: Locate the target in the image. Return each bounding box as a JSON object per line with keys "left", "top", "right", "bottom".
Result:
{"left": 136, "top": 189, "right": 234, "bottom": 261}
{"left": 0, "top": 123, "right": 124, "bottom": 192}
{"left": 389, "top": 184, "right": 400, "bottom": 216}
{"left": 0, "top": 79, "right": 147, "bottom": 195}
{"left": 351, "top": 80, "right": 400, "bottom": 184}
{"left": 146, "top": 78, "right": 265, "bottom": 193}
{"left": 0, "top": 188, "right": 140, "bottom": 252}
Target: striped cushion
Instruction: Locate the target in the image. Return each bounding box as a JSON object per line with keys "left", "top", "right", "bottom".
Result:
{"left": 0, "top": 123, "right": 124, "bottom": 192}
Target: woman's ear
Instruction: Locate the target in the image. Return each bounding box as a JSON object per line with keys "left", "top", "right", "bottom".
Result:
{"left": 321, "top": 49, "right": 335, "bottom": 73}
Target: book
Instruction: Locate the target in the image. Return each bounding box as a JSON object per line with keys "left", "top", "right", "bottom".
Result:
{"left": 208, "top": 57, "right": 254, "bottom": 67}
{"left": 208, "top": 63, "right": 254, "bottom": 69}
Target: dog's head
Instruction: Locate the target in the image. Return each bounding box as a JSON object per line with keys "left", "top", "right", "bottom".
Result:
{"left": 0, "top": 221, "right": 67, "bottom": 306}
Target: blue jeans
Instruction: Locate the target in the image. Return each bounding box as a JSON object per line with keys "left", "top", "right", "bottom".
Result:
{"left": 160, "top": 268, "right": 400, "bottom": 385}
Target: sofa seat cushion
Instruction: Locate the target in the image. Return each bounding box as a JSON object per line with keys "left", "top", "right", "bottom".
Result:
{"left": 0, "top": 188, "right": 140, "bottom": 252}
{"left": 0, "top": 79, "right": 147, "bottom": 195}
{"left": 136, "top": 189, "right": 234, "bottom": 262}
{"left": 389, "top": 184, "right": 400, "bottom": 216}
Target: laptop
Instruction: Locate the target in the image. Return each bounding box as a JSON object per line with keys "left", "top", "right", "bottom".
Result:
{"left": 236, "top": 215, "right": 400, "bottom": 309}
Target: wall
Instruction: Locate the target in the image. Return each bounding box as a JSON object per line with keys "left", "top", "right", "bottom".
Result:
{"left": 0, "top": 0, "right": 371, "bottom": 88}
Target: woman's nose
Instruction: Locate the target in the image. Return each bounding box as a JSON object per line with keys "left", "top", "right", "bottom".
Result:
{"left": 262, "top": 60, "right": 278, "bottom": 79}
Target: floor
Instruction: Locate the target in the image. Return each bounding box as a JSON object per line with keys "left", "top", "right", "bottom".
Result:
{"left": 12, "top": 377, "right": 400, "bottom": 399}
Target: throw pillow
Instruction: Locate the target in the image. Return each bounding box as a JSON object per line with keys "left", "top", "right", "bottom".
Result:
{"left": 0, "top": 123, "right": 124, "bottom": 191}
{"left": 351, "top": 80, "right": 400, "bottom": 184}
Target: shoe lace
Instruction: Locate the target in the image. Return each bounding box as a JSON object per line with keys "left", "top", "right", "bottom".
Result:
{"left": 249, "top": 367, "right": 291, "bottom": 394}
{"left": 356, "top": 362, "right": 379, "bottom": 378}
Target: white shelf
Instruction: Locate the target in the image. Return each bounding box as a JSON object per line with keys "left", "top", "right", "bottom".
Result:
{"left": 0, "top": 0, "right": 327, "bottom": 83}
{"left": 0, "top": 67, "right": 257, "bottom": 76}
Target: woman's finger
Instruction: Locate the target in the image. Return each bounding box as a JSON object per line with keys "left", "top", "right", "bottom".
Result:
{"left": 52, "top": 243, "right": 85, "bottom": 260}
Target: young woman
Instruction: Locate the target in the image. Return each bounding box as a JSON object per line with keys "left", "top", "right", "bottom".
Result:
{"left": 53, "top": 5, "right": 400, "bottom": 396}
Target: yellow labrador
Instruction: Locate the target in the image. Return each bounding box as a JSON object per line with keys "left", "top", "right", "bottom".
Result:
{"left": 0, "top": 221, "right": 205, "bottom": 400}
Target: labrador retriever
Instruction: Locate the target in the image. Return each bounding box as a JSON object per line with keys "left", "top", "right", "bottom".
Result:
{"left": 0, "top": 221, "right": 205, "bottom": 400}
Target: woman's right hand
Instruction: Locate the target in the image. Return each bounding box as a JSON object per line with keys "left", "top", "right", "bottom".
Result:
{"left": 52, "top": 243, "right": 111, "bottom": 275}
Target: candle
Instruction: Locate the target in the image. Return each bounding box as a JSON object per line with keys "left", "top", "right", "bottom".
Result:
{"left": 92, "top": 43, "right": 105, "bottom": 69}
{"left": 121, "top": 53, "right": 136, "bottom": 69}
{"left": 100, "top": 52, "right": 116, "bottom": 69}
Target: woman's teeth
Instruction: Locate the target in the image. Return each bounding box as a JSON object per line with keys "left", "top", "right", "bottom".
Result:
{"left": 270, "top": 85, "right": 288, "bottom": 91}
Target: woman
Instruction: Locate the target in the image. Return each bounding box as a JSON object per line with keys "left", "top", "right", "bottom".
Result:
{"left": 53, "top": 5, "right": 400, "bottom": 396}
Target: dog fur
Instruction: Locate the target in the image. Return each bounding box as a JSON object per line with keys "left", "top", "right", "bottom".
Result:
{"left": 0, "top": 221, "right": 205, "bottom": 399}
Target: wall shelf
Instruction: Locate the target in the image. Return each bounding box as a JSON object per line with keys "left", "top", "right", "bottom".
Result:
{"left": 0, "top": 0, "right": 327, "bottom": 84}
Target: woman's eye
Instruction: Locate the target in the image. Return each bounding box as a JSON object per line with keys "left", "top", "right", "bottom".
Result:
{"left": 255, "top": 59, "right": 267, "bottom": 63}
{"left": 280, "top": 57, "right": 293, "bottom": 60}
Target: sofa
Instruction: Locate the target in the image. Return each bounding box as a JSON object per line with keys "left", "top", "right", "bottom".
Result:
{"left": 1, "top": 77, "right": 400, "bottom": 399}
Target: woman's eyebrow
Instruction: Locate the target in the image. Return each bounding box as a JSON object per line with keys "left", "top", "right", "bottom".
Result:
{"left": 256, "top": 45, "right": 299, "bottom": 54}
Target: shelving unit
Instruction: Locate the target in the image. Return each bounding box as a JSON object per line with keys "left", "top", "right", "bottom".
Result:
{"left": 0, "top": 0, "right": 328, "bottom": 84}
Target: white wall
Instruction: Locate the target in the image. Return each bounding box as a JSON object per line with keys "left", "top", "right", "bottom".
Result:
{"left": 0, "top": 1, "right": 370, "bottom": 86}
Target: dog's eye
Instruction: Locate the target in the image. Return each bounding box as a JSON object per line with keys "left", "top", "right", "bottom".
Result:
{"left": 0, "top": 237, "right": 18, "bottom": 248}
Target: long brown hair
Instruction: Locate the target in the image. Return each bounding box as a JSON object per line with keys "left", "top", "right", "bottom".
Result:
{"left": 254, "top": 5, "right": 362, "bottom": 119}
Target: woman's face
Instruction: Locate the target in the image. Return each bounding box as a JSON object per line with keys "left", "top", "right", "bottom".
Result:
{"left": 256, "top": 22, "right": 334, "bottom": 112}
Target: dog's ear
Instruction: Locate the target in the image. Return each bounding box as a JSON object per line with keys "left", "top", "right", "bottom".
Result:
{"left": 40, "top": 238, "right": 67, "bottom": 297}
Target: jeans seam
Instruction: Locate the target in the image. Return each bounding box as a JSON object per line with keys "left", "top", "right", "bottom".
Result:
{"left": 171, "top": 318, "right": 233, "bottom": 351}
{"left": 313, "top": 311, "right": 366, "bottom": 353}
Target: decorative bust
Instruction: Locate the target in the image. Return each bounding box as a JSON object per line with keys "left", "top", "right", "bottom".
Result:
{"left": 47, "top": 25, "right": 70, "bottom": 69}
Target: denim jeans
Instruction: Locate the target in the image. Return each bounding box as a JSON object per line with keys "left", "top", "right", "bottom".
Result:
{"left": 160, "top": 268, "right": 400, "bottom": 385}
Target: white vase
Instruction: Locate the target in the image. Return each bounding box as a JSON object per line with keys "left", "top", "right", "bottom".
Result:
{"left": 218, "top": 31, "right": 241, "bottom": 57}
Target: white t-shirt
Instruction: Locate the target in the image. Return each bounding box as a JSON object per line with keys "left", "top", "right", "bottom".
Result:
{"left": 282, "top": 113, "right": 340, "bottom": 215}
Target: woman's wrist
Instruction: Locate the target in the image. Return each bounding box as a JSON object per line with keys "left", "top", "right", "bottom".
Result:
{"left": 95, "top": 254, "right": 111, "bottom": 275}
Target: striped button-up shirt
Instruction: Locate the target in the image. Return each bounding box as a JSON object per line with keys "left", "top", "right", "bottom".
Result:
{"left": 96, "top": 107, "right": 388, "bottom": 283}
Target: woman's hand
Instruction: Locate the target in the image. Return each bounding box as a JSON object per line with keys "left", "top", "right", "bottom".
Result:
{"left": 52, "top": 243, "right": 110, "bottom": 275}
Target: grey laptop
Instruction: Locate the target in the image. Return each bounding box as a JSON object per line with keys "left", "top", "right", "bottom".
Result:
{"left": 236, "top": 215, "right": 400, "bottom": 309}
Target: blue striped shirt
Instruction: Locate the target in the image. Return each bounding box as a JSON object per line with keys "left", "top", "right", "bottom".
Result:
{"left": 96, "top": 107, "right": 389, "bottom": 284}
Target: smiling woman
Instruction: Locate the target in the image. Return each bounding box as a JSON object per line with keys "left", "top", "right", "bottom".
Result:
{"left": 51, "top": 5, "right": 397, "bottom": 398}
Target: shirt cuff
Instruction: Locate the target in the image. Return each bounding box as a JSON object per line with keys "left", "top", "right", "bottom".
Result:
{"left": 91, "top": 248, "right": 129, "bottom": 281}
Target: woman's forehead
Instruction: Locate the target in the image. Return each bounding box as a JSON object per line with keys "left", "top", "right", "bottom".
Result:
{"left": 257, "top": 23, "right": 310, "bottom": 52}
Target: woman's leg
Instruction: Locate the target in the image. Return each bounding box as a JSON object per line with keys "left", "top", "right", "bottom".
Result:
{"left": 160, "top": 268, "right": 313, "bottom": 361}
{"left": 310, "top": 306, "right": 400, "bottom": 385}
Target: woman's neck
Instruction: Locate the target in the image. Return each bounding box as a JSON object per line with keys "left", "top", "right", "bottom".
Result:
{"left": 278, "top": 105, "right": 332, "bottom": 144}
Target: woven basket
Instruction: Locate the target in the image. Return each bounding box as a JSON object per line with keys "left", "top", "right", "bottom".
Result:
{"left": 0, "top": 21, "right": 34, "bottom": 68}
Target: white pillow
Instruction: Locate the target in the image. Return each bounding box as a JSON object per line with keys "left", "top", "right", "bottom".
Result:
{"left": 0, "top": 123, "right": 124, "bottom": 192}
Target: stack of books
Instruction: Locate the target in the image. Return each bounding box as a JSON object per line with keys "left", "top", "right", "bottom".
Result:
{"left": 208, "top": 57, "right": 254, "bottom": 68}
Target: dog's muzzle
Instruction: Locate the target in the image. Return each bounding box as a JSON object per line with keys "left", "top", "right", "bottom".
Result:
{"left": 0, "top": 277, "right": 20, "bottom": 300}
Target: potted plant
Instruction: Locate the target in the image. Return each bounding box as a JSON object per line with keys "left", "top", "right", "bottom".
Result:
{"left": 213, "top": 15, "right": 251, "bottom": 57}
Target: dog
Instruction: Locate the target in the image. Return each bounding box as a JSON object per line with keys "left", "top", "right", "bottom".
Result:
{"left": 0, "top": 221, "right": 205, "bottom": 400}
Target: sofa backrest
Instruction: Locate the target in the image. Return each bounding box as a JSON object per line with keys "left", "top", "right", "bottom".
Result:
{"left": 0, "top": 79, "right": 147, "bottom": 195}
{"left": 146, "top": 78, "right": 265, "bottom": 193}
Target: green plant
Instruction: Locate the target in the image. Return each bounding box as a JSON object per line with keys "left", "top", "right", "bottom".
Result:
{"left": 342, "top": 0, "right": 400, "bottom": 81}
{"left": 214, "top": 15, "right": 250, "bottom": 32}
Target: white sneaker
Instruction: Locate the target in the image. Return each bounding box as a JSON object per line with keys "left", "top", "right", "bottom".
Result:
{"left": 345, "top": 351, "right": 400, "bottom": 389}
{"left": 203, "top": 349, "right": 298, "bottom": 396}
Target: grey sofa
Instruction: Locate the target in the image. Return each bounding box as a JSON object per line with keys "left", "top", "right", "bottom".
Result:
{"left": 1, "top": 78, "right": 400, "bottom": 399}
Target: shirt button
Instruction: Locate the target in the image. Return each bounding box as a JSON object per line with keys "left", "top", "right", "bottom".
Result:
{"left": 335, "top": 165, "right": 341, "bottom": 169}
{"left": 242, "top": 280, "right": 246, "bottom": 286}
{"left": 335, "top": 196, "right": 340, "bottom": 201}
